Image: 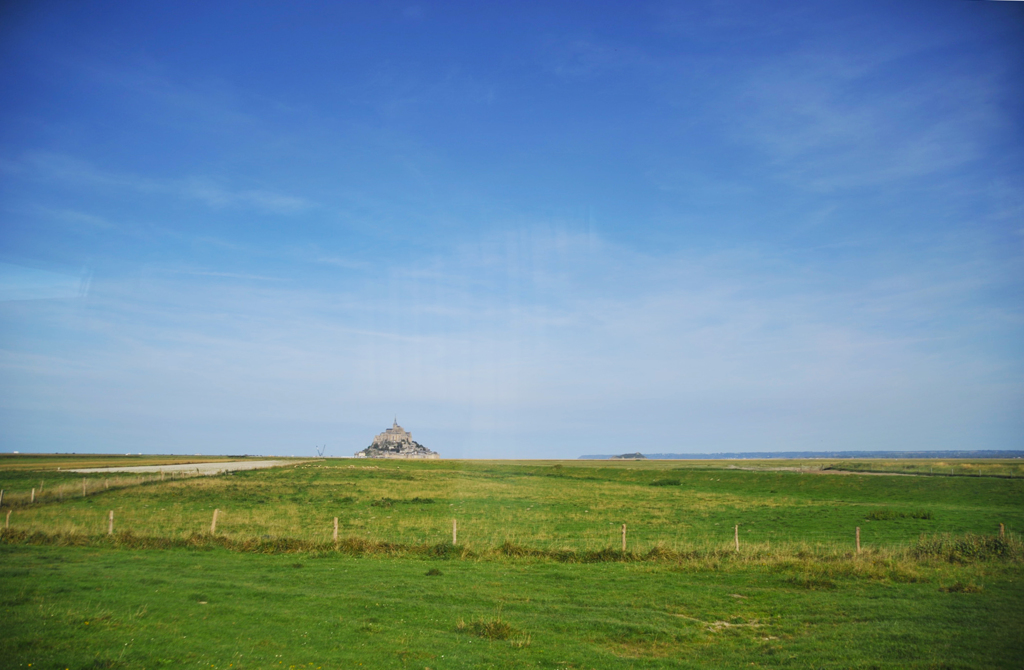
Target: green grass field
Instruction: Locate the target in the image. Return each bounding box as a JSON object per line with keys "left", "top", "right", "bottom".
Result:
{"left": 1, "top": 456, "right": 1022, "bottom": 668}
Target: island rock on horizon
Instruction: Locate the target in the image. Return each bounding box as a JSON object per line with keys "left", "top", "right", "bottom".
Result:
{"left": 354, "top": 420, "right": 440, "bottom": 459}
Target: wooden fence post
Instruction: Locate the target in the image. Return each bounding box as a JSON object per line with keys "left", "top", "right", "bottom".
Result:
{"left": 734, "top": 524, "right": 740, "bottom": 552}
{"left": 856, "top": 527, "right": 861, "bottom": 554}
{"left": 621, "top": 524, "right": 627, "bottom": 552}
{"left": 452, "top": 518, "right": 457, "bottom": 546}
{"left": 5, "top": 509, "right": 10, "bottom": 528}
{"left": 211, "top": 509, "right": 219, "bottom": 534}
{"left": 105, "top": 479, "right": 109, "bottom": 490}
{"left": 108, "top": 510, "right": 113, "bottom": 535}
{"left": 0, "top": 489, "right": 4, "bottom": 508}
{"left": 31, "top": 488, "right": 35, "bottom": 503}
{"left": 1000, "top": 523, "right": 1005, "bottom": 538}
{"left": 333, "top": 517, "right": 339, "bottom": 544}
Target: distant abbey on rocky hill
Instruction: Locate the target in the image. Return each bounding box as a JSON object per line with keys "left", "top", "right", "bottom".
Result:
{"left": 354, "top": 419, "right": 440, "bottom": 459}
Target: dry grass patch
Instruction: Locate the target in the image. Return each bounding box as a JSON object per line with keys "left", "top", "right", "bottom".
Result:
{"left": 939, "top": 581, "right": 983, "bottom": 593}
{"left": 456, "top": 614, "right": 530, "bottom": 647}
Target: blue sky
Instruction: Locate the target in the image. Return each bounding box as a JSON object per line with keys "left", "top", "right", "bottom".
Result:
{"left": 0, "top": 1, "right": 1021, "bottom": 458}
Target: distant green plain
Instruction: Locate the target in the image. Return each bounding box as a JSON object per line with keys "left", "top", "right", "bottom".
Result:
{"left": 1, "top": 456, "right": 1022, "bottom": 668}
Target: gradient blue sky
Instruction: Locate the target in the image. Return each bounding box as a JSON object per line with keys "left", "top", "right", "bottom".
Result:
{"left": 1, "top": 1, "right": 1022, "bottom": 458}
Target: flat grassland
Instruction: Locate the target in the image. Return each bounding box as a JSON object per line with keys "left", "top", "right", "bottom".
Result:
{"left": 1, "top": 456, "right": 1021, "bottom": 668}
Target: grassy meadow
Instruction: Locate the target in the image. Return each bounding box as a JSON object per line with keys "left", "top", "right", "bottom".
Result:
{"left": 1, "top": 456, "right": 1022, "bottom": 668}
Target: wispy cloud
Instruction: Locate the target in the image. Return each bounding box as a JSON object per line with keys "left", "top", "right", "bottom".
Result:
{"left": 166, "top": 268, "right": 288, "bottom": 282}
{"left": 2, "top": 227, "right": 1018, "bottom": 455}
{"left": 5, "top": 151, "right": 315, "bottom": 215}
{"left": 542, "top": 37, "right": 648, "bottom": 80}
{"left": 72, "top": 59, "right": 261, "bottom": 129}
{"left": 26, "top": 206, "right": 117, "bottom": 230}
{"left": 0, "top": 262, "right": 91, "bottom": 301}
{"left": 733, "top": 47, "right": 1007, "bottom": 191}
{"left": 176, "top": 176, "right": 313, "bottom": 213}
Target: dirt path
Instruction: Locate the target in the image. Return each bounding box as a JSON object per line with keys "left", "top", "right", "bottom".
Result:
{"left": 65, "top": 459, "right": 293, "bottom": 474}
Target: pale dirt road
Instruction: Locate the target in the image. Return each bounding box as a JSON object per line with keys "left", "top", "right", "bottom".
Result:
{"left": 66, "top": 459, "right": 294, "bottom": 474}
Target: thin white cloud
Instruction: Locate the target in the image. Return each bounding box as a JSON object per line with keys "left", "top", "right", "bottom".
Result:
{"left": 170, "top": 269, "right": 288, "bottom": 282}
{"left": 733, "top": 49, "right": 1006, "bottom": 191}
{"left": 5, "top": 151, "right": 315, "bottom": 215}
{"left": 2, "top": 227, "right": 1018, "bottom": 455}
{"left": 71, "top": 59, "right": 260, "bottom": 129}
{"left": 27, "top": 206, "right": 117, "bottom": 230}
{"left": 0, "top": 262, "right": 91, "bottom": 301}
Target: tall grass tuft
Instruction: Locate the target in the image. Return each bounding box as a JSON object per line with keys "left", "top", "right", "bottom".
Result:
{"left": 910, "top": 533, "right": 1022, "bottom": 563}
{"left": 649, "top": 478, "right": 681, "bottom": 487}
{"left": 938, "top": 581, "right": 984, "bottom": 593}
{"left": 457, "top": 616, "right": 518, "bottom": 641}
{"left": 865, "top": 509, "right": 933, "bottom": 521}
